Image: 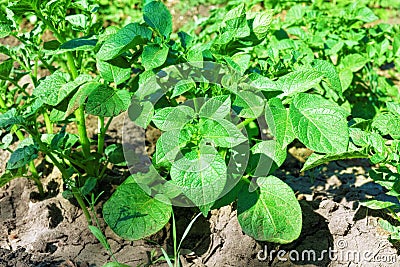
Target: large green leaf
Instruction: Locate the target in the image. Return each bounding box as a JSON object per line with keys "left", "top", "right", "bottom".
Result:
{"left": 0, "top": 108, "right": 24, "bottom": 130}
{"left": 65, "top": 82, "right": 100, "bottom": 118}
{"left": 143, "top": 1, "right": 172, "bottom": 39}
{"left": 290, "top": 93, "right": 349, "bottom": 153}
{"left": 237, "top": 176, "right": 302, "bottom": 243}
{"left": 142, "top": 44, "right": 169, "bottom": 70}
{"left": 277, "top": 70, "right": 323, "bottom": 97}
{"left": 7, "top": 144, "right": 38, "bottom": 170}
{"left": 170, "top": 145, "right": 227, "bottom": 215}
{"left": 34, "top": 72, "right": 92, "bottom": 106}
{"left": 128, "top": 99, "right": 154, "bottom": 128}
{"left": 86, "top": 86, "right": 131, "bottom": 117}
{"left": 97, "top": 23, "right": 152, "bottom": 61}
{"left": 152, "top": 106, "right": 194, "bottom": 131}
{"left": 198, "top": 95, "right": 231, "bottom": 120}
{"left": 265, "top": 98, "right": 295, "bottom": 149}
{"left": 199, "top": 118, "right": 247, "bottom": 148}
{"left": 359, "top": 200, "right": 396, "bottom": 210}
{"left": 342, "top": 54, "right": 368, "bottom": 72}
{"left": 387, "top": 102, "right": 400, "bottom": 117}
{"left": 0, "top": 59, "right": 13, "bottom": 79}
{"left": 233, "top": 91, "right": 265, "bottom": 118}
{"left": 154, "top": 128, "right": 192, "bottom": 167}
{"left": 312, "top": 60, "right": 343, "bottom": 98}
{"left": 301, "top": 150, "right": 369, "bottom": 172}
{"left": 97, "top": 57, "right": 131, "bottom": 85}
{"left": 252, "top": 11, "right": 272, "bottom": 40}
{"left": 103, "top": 178, "right": 172, "bottom": 240}
{"left": 252, "top": 140, "right": 287, "bottom": 168}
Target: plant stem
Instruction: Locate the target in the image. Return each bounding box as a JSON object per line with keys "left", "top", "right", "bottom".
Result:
{"left": 0, "top": 94, "right": 6, "bottom": 109}
{"left": 236, "top": 118, "right": 255, "bottom": 130}
{"left": 73, "top": 188, "right": 92, "bottom": 224}
{"left": 75, "top": 107, "right": 91, "bottom": 158}
{"left": 43, "top": 112, "right": 53, "bottom": 134}
{"left": 97, "top": 117, "right": 113, "bottom": 154}
{"left": 97, "top": 117, "right": 105, "bottom": 154}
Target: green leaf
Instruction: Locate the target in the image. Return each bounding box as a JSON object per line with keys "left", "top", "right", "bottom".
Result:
{"left": 142, "top": 44, "right": 169, "bottom": 70}
{"left": 290, "top": 93, "right": 349, "bottom": 153}
{"left": 252, "top": 11, "right": 272, "bottom": 40}
{"left": 277, "top": 70, "right": 323, "bottom": 97}
{"left": 0, "top": 11, "right": 14, "bottom": 38}
{"left": 34, "top": 72, "right": 92, "bottom": 106}
{"left": 265, "top": 98, "right": 295, "bottom": 148}
{"left": 0, "top": 133, "right": 13, "bottom": 150}
{"left": 65, "top": 81, "right": 100, "bottom": 118}
{"left": 248, "top": 73, "right": 277, "bottom": 92}
{"left": 237, "top": 176, "right": 302, "bottom": 243}
{"left": 86, "top": 86, "right": 131, "bottom": 117}
{"left": 7, "top": 144, "right": 38, "bottom": 170}
{"left": 105, "top": 144, "right": 126, "bottom": 166}
{"left": 0, "top": 108, "right": 23, "bottom": 130}
{"left": 199, "top": 95, "right": 231, "bottom": 120}
{"left": 342, "top": 54, "right": 368, "bottom": 72}
{"left": 379, "top": 219, "right": 400, "bottom": 240}
{"left": 339, "top": 68, "right": 353, "bottom": 92}
{"left": 170, "top": 145, "right": 227, "bottom": 215}
{"left": 128, "top": 99, "right": 154, "bottom": 128}
{"left": 80, "top": 177, "right": 97, "bottom": 196}
{"left": 252, "top": 140, "right": 287, "bottom": 168}
{"left": 58, "top": 36, "right": 97, "bottom": 52}
{"left": 154, "top": 128, "right": 191, "bottom": 167}
{"left": 171, "top": 79, "right": 196, "bottom": 98}
{"left": 312, "top": 60, "right": 343, "bottom": 98}
{"left": 0, "top": 171, "right": 22, "bottom": 188}
{"left": 231, "top": 53, "right": 251, "bottom": 75}
{"left": 97, "top": 57, "right": 131, "bottom": 85}
{"left": 66, "top": 14, "right": 88, "bottom": 29}
{"left": 103, "top": 181, "right": 172, "bottom": 240}
{"left": 232, "top": 91, "right": 265, "bottom": 118}
{"left": 199, "top": 118, "right": 247, "bottom": 148}
{"left": 217, "top": 4, "right": 250, "bottom": 44}
{"left": 143, "top": 1, "right": 172, "bottom": 39}
{"left": 354, "top": 7, "right": 378, "bottom": 23}
{"left": 97, "top": 23, "right": 152, "bottom": 61}
{"left": 0, "top": 59, "right": 13, "bottom": 79}
{"left": 301, "top": 150, "right": 369, "bottom": 172}
{"left": 88, "top": 225, "right": 111, "bottom": 252}
{"left": 152, "top": 106, "right": 194, "bottom": 131}
{"left": 359, "top": 200, "right": 396, "bottom": 210}
{"left": 387, "top": 102, "right": 400, "bottom": 117}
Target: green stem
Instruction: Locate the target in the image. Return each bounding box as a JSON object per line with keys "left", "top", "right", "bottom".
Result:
{"left": 43, "top": 112, "right": 53, "bottom": 134}
{"left": 28, "top": 162, "right": 44, "bottom": 196}
{"left": 97, "top": 117, "right": 113, "bottom": 154}
{"left": 75, "top": 107, "right": 91, "bottom": 158}
{"left": 236, "top": 118, "right": 255, "bottom": 130}
{"left": 0, "top": 95, "right": 6, "bottom": 109}
{"left": 97, "top": 117, "right": 105, "bottom": 154}
{"left": 72, "top": 189, "right": 92, "bottom": 224}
